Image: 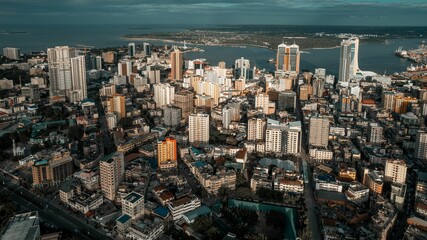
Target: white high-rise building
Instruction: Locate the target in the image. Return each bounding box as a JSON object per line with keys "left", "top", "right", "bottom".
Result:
{"left": 385, "top": 159, "right": 407, "bottom": 184}
{"left": 48, "top": 46, "right": 76, "bottom": 94}
{"left": 235, "top": 57, "right": 250, "bottom": 79}
{"left": 70, "top": 56, "right": 87, "bottom": 101}
{"left": 338, "top": 37, "right": 359, "bottom": 83}
{"left": 3, "top": 47, "right": 20, "bottom": 60}
{"left": 265, "top": 127, "right": 283, "bottom": 153}
{"left": 222, "top": 107, "right": 232, "bottom": 129}
{"left": 100, "top": 152, "right": 124, "bottom": 201}
{"left": 154, "top": 83, "right": 175, "bottom": 108}
{"left": 247, "top": 118, "right": 266, "bottom": 141}
{"left": 255, "top": 93, "right": 269, "bottom": 114}
{"left": 95, "top": 56, "right": 102, "bottom": 70}
{"left": 189, "top": 113, "right": 209, "bottom": 143}
{"left": 415, "top": 131, "right": 427, "bottom": 161}
{"left": 48, "top": 46, "right": 87, "bottom": 101}
{"left": 106, "top": 112, "right": 117, "bottom": 130}
{"left": 309, "top": 117, "right": 329, "bottom": 148}
{"left": 284, "top": 121, "right": 302, "bottom": 155}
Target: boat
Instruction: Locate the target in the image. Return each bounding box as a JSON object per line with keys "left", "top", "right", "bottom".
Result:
{"left": 268, "top": 58, "right": 275, "bottom": 64}
{"left": 395, "top": 46, "right": 409, "bottom": 58}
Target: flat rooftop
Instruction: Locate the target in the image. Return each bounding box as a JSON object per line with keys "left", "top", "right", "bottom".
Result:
{"left": 0, "top": 212, "right": 40, "bottom": 240}
{"left": 124, "top": 192, "right": 144, "bottom": 204}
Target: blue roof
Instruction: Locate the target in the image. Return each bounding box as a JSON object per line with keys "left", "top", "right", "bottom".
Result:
{"left": 124, "top": 192, "right": 143, "bottom": 203}
{"left": 34, "top": 159, "right": 49, "bottom": 166}
{"left": 153, "top": 207, "right": 169, "bottom": 218}
{"left": 193, "top": 161, "right": 207, "bottom": 168}
{"left": 190, "top": 146, "right": 204, "bottom": 155}
{"left": 183, "top": 206, "right": 211, "bottom": 221}
{"left": 116, "top": 214, "right": 131, "bottom": 224}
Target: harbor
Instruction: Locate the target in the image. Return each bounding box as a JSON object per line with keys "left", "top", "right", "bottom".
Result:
{"left": 395, "top": 41, "right": 427, "bottom": 64}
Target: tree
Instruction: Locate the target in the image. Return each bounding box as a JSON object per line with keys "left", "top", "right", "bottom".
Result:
{"left": 205, "top": 226, "right": 221, "bottom": 240}
{"left": 68, "top": 125, "right": 84, "bottom": 141}
{"left": 118, "top": 117, "right": 134, "bottom": 128}
{"left": 192, "top": 216, "right": 213, "bottom": 233}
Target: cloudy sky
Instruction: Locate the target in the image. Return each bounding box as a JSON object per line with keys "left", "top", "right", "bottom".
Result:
{"left": 0, "top": 0, "right": 426, "bottom": 26}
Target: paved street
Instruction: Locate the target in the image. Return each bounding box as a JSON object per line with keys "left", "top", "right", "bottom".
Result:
{"left": 0, "top": 179, "right": 108, "bottom": 240}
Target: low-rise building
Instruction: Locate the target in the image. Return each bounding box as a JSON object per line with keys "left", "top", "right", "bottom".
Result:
{"left": 122, "top": 192, "right": 145, "bottom": 220}
{"left": 167, "top": 196, "right": 201, "bottom": 221}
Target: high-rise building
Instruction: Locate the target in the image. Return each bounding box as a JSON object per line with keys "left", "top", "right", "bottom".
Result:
{"left": 95, "top": 56, "right": 102, "bottom": 70}
{"left": 0, "top": 212, "right": 40, "bottom": 240}
{"left": 394, "top": 96, "right": 417, "bottom": 114}
{"left": 100, "top": 152, "right": 124, "bottom": 201}
{"left": 70, "top": 55, "right": 87, "bottom": 101}
{"left": 174, "top": 90, "right": 194, "bottom": 120}
{"left": 278, "top": 91, "right": 296, "bottom": 112}
{"left": 106, "top": 112, "right": 117, "bottom": 130}
{"left": 48, "top": 46, "right": 88, "bottom": 101}
{"left": 108, "top": 94, "right": 126, "bottom": 119}
{"left": 164, "top": 105, "right": 181, "bottom": 128}
{"left": 299, "top": 84, "right": 312, "bottom": 101}
{"left": 276, "top": 43, "right": 300, "bottom": 73}
{"left": 309, "top": 117, "right": 329, "bottom": 148}
{"left": 284, "top": 121, "right": 302, "bottom": 155}
{"left": 118, "top": 60, "right": 132, "bottom": 77}
{"left": 255, "top": 93, "right": 269, "bottom": 114}
{"left": 143, "top": 43, "right": 151, "bottom": 56}
{"left": 265, "top": 127, "right": 284, "bottom": 153}
{"left": 102, "top": 51, "right": 117, "bottom": 64}
{"left": 3, "top": 47, "right": 20, "bottom": 60}
{"left": 32, "top": 150, "right": 74, "bottom": 186}
{"left": 128, "top": 43, "right": 136, "bottom": 58}
{"left": 122, "top": 192, "right": 144, "bottom": 219}
{"left": 234, "top": 57, "right": 251, "bottom": 79}
{"left": 154, "top": 83, "right": 175, "bottom": 108}
{"left": 21, "top": 85, "right": 40, "bottom": 102}
{"left": 368, "top": 122, "right": 383, "bottom": 144}
{"left": 157, "top": 137, "right": 177, "bottom": 169}
{"left": 171, "top": 47, "right": 183, "bottom": 81}
{"left": 382, "top": 91, "right": 395, "bottom": 111}
{"left": 247, "top": 118, "right": 266, "bottom": 141}
{"left": 385, "top": 159, "right": 407, "bottom": 184}
{"left": 189, "top": 113, "right": 209, "bottom": 143}
{"left": 415, "top": 131, "right": 427, "bottom": 162}
{"left": 99, "top": 83, "right": 116, "bottom": 96}
{"left": 338, "top": 37, "right": 359, "bottom": 83}
{"left": 312, "top": 78, "right": 325, "bottom": 98}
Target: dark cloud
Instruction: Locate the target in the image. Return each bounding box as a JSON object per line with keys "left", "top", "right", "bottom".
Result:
{"left": 0, "top": 0, "right": 425, "bottom": 26}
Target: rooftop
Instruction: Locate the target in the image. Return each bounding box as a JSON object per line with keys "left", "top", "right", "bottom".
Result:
{"left": 0, "top": 212, "right": 39, "bottom": 240}
{"left": 116, "top": 214, "right": 131, "bottom": 224}
{"left": 183, "top": 206, "right": 211, "bottom": 221}
{"left": 124, "top": 192, "right": 144, "bottom": 204}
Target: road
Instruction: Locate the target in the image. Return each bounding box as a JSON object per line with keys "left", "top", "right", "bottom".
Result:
{"left": 295, "top": 82, "right": 321, "bottom": 240}
{"left": 0, "top": 178, "right": 108, "bottom": 240}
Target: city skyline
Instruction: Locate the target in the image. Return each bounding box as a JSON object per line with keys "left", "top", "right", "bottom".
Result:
{"left": 0, "top": 0, "right": 426, "bottom": 26}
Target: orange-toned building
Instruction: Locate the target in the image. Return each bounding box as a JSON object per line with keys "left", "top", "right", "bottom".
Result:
{"left": 157, "top": 137, "right": 178, "bottom": 169}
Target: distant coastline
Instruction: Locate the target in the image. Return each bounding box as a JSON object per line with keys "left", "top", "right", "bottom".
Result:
{"left": 122, "top": 36, "right": 273, "bottom": 50}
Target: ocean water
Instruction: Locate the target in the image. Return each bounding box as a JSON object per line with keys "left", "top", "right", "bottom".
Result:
{"left": 0, "top": 24, "right": 425, "bottom": 75}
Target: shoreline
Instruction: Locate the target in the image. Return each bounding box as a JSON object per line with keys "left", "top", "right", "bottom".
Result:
{"left": 122, "top": 36, "right": 345, "bottom": 51}
{"left": 122, "top": 36, "right": 273, "bottom": 50}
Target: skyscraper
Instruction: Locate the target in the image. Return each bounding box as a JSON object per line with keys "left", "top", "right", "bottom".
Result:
{"left": 157, "top": 137, "right": 178, "bottom": 169}
{"left": 234, "top": 57, "right": 251, "bottom": 79}
{"left": 154, "top": 83, "right": 175, "bottom": 108}
{"left": 108, "top": 94, "right": 126, "bottom": 119}
{"left": 100, "top": 152, "right": 124, "bottom": 201}
{"left": 247, "top": 118, "right": 266, "bottom": 141}
{"left": 171, "top": 47, "right": 183, "bottom": 81}
{"left": 309, "top": 116, "right": 329, "bottom": 148}
{"left": 174, "top": 90, "right": 194, "bottom": 120}
{"left": 70, "top": 56, "right": 87, "bottom": 101}
{"left": 276, "top": 43, "right": 300, "bottom": 73}
{"left": 189, "top": 113, "right": 209, "bottom": 143}
{"left": 128, "top": 43, "right": 136, "bottom": 58}
{"left": 415, "top": 131, "right": 427, "bottom": 162}
{"left": 3, "top": 47, "right": 20, "bottom": 60}
{"left": 48, "top": 46, "right": 76, "bottom": 93}
{"left": 118, "top": 60, "right": 132, "bottom": 77}
{"left": 338, "top": 37, "right": 359, "bottom": 83}
{"left": 163, "top": 105, "right": 181, "bottom": 128}
{"left": 48, "top": 46, "right": 87, "bottom": 102}
{"left": 368, "top": 122, "right": 383, "bottom": 144}
{"left": 255, "top": 93, "right": 269, "bottom": 114}
{"left": 143, "top": 42, "right": 151, "bottom": 56}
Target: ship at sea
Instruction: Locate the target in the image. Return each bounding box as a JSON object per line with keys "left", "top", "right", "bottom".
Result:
{"left": 395, "top": 46, "right": 409, "bottom": 58}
